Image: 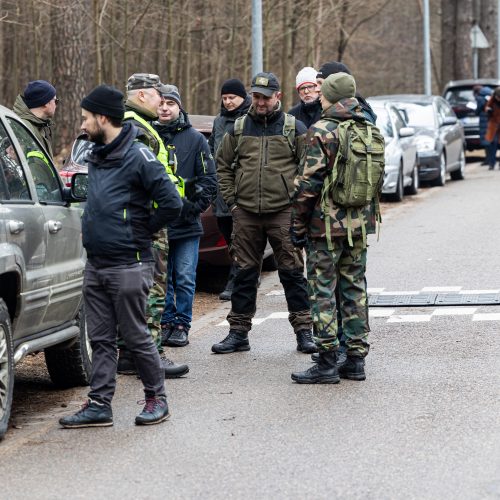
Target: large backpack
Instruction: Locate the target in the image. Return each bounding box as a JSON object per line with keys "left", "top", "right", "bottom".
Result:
{"left": 321, "top": 118, "right": 385, "bottom": 248}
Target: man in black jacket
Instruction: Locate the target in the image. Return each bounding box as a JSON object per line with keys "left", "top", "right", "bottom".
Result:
{"left": 59, "top": 85, "right": 183, "bottom": 429}
{"left": 288, "top": 67, "right": 321, "bottom": 128}
{"left": 155, "top": 84, "right": 217, "bottom": 347}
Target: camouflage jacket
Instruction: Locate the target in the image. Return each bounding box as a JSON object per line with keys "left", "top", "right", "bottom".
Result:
{"left": 291, "top": 97, "right": 376, "bottom": 239}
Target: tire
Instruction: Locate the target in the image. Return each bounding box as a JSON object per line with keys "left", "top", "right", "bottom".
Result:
{"left": 388, "top": 168, "right": 404, "bottom": 202}
{"left": 405, "top": 162, "right": 419, "bottom": 195}
{"left": 262, "top": 254, "right": 278, "bottom": 272}
{"left": 450, "top": 148, "right": 465, "bottom": 180}
{"left": 0, "top": 298, "right": 14, "bottom": 440}
{"left": 44, "top": 304, "right": 91, "bottom": 388}
{"left": 432, "top": 152, "right": 447, "bottom": 186}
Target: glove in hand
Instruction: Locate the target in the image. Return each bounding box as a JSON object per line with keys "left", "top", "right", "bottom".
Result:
{"left": 289, "top": 226, "right": 307, "bottom": 249}
{"left": 180, "top": 198, "right": 198, "bottom": 220}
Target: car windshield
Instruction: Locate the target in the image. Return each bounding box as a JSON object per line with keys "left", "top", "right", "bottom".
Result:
{"left": 445, "top": 88, "right": 475, "bottom": 106}
{"left": 396, "top": 103, "right": 435, "bottom": 129}
{"left": 372, "top": 106, "right": 393, "bottom": 138}
{"left": 72, "top": 139, "right": 93, "bottom": 168}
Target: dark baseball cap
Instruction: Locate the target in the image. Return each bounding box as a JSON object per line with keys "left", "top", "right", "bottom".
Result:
{"left": 250, "top": 72, "right": 280, "bottom": 97}
{"left": 126, "top": 73, "right": 162, "bottom": 91}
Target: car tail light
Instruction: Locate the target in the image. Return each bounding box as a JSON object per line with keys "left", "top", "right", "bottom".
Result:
{"left": 59, "top": 170, "right": 74, "bottom": 187}
{"left": 215, "top": 235, "right": 227, "bottom": 247}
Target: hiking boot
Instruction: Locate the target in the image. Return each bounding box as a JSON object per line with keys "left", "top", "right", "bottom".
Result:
{"left": 161, "top": 355, "right": 189, "bottom": 378}
{"left": 117, "top": 351, "right": 136, "bottom": 375}
{"left": 219, "top": 288, "right": 232, "bottom": 301}
{"left": 311, "top": 350, "right": 347, "bottom": 367}
{"left": 165, "top": 325, "right": 189, "bottom": 347}
{"left": 135, "top": 396, "right": 170, "bottom": 425}
{"left": 160, "top": 323, "right": 174, "bottom": 346}
{"left": 59, "top": 399, "right": 113, "bottom": 428}
{"left": 291, "top": 351, "right": 340, "bottom": 384}
{"left": 296, "top": 329, "right": 318, "bottom": 354}
{"left": 338, "top": 355, "right": 366, "bottom": 381}
{"left": 212, "top": 330, "right": 250, "bottom": 354}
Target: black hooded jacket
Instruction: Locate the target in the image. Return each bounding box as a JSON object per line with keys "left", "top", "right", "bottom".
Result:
{"left": 154, "top": 110, "right": 217, "bottom": 240}
{"left": 288, "top": 98, "right": 322, "bottom": 128}
{"left": 82, "top": 122, "right": 182, "bottom": 267}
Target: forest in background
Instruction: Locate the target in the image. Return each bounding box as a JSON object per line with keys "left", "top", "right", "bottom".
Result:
{"left": 0, "top": 0, "right": 497, "bottom": 157}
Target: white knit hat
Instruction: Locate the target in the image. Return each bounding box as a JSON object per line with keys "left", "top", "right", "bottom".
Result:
{"left": 295, "top": 66, "right": 318, "bottom": 89}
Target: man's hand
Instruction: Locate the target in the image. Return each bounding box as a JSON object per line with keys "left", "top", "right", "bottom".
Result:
{"left": 180, "top": 198, "right": 199, "bottom": 220}
{"left": 289, "top": 226, "right": 307, "bottom": 249}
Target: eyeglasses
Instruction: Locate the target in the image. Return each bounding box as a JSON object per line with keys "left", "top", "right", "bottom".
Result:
{"left": 54, "top": 98, "right": 60, "bottom": 105}
{"left": 298, "top": 84, "right": 318, "bottom": 94}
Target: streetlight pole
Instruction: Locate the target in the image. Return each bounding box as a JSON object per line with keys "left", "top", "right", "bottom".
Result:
{"left": 423, "top": 0, "right": 432, "bottom": 95}
{"left": 252, "top": 0, "right": 263, "bottom": 76}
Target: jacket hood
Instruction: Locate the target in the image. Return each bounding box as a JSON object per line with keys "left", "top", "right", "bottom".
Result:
{"left": 87, "top": 121, "right": 140, "bottom": 167}
{"left": 13, "top": 94, "right": 53, "bottom": 126}
{"left": 125, "top": 99, "right": 158, "bottom": 120}
{"left": 220, "top": 94, "right": 252, "bottom": 117}
{"left": 321, "top": 97, "right": 365, "bottom": 121}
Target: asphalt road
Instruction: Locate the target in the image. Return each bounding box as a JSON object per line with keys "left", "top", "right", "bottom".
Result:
{"left": 1, "top": 160, "right": 499, "bottom": 500}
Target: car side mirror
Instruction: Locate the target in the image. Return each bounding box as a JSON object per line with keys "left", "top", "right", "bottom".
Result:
{"left": 441, "top": 116, "right": 458, "bottom": 126}
{"left": 63, "top": 172, "right": 88, "bottom": 203}
{"left": 399, "top": 127, "right": 415, "bottom": 138}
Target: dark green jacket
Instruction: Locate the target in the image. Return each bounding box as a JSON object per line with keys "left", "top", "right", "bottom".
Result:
{"left": 216, "top": 105, "right": 307, "bottom": 214}
{"left": 13, "top": 94, "right": 54, "bottom": 159}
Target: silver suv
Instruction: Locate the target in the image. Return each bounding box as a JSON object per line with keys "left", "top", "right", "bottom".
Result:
{"left": 0, "top": 105, "right": 90, "bottom": 439}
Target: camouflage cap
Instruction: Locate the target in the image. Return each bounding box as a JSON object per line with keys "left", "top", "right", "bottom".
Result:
{"left": 126, "top": 73, "right": 162, "bottom": 91}
{"left": 250, "top": 72, "right": 280, "bottom": 97}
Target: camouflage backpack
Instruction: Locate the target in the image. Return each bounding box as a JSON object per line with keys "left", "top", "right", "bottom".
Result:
{"left": 321, "top": 118, "right": 385, "bottom": 248}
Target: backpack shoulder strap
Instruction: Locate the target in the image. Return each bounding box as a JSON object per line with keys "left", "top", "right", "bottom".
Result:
{"left": 230, "top": 115, "right": 246, "bottom": 170}
{"left": 282, "top": 113, "right": 296, "bottom": 154}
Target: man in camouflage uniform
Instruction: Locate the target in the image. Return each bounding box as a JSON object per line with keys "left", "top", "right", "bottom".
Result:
{"left": 290, "top": 72, "right": 375, "bottom": 384}
{"left": 117, "top": 73, "right": 188, "bottom": 379}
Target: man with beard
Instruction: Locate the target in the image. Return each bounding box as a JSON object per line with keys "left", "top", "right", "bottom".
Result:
{"left": 288, "top": 67, "right": 321, "bottom": 128}
{"left": 213, "top": 72, "right": 316, "bottom": 355}
{"left": 59, "top": 85, "right": 182, "bottom": 428}
{"left": 208, "top": 78, "right": 252, "bottom": 300}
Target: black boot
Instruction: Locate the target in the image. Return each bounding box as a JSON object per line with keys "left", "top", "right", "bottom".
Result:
{"left": 338, "top": 355, "right": 366, "bottom": 381}
{"left": 160, "top": 323, "right": 174, "bottom": 346}
{"left": 212, "top": 330, "right": 250, "bottom": 353}
{"left": 161, "top": 355, "right": 189, "bottom": 379}
{"left": 219, "top": 264, "right": 237, "bottom": 301}
{"left": 291, "top": 351, "right": 340, "bottom": 384}
{"left": 59, "top": 399, "right": 113, "bottom": 428}
{"left": 296, "top": 330, "right": 318, "bottom": 353}
{"left": 311, "top": 350, "right": 347, "bottom": 367}
{"left": 117, "top": 350, "right": 136, "bottom": 375}
{"left": 135, "top": 396, "right": 170, "bottom": 425}
{"left": 165, "top": 325, "right": 189, "bottom": 347}
{"left": 119, "top": 350, "right": 189, "bottom": 379}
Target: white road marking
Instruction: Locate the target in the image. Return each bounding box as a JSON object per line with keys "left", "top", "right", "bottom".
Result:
{"left": 472, "top": 313, "right": 500, "bottom": 321}
{"left": 387, "top": 314, "right": 432, "bottom": 323}
{"left": 370, "top": 309, "right": 395, "bottom": 317}
{"left": 422, "top": 286, "right": 463, "bottom": 292}
{"left": 431, "top": 307, "right": 477, "bottom": 316}
{"left": 459, "top": 289, "right": 500, "bottom": 294}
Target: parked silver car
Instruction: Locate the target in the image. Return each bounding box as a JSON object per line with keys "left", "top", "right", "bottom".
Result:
{"left": 0, "top": 105, "right": 89, "bottom": 440}
{"left": 371, "top": 95, "right": 466, "bottom": 186}
{"left": 367, "top": 99, "right": 418, "bottom": 201}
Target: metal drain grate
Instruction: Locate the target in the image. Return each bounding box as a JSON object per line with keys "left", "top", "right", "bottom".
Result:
{"left": 369, "top": 292, "right": 500, "bottom": 307}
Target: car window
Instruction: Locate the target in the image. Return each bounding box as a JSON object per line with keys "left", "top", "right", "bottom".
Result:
{"left": 390, "top": 108, "right": 405, "bottom": 134}
{"left": 373, "top": 106, "right": 393, "bottom": 137}
{"left": 397, "top": 103, "right": 435, "bottom": 128}
{"left": 0, "top": 122, "right": 30, "bottom": 201}
{"left": 439, "top": 98, "right": 456, "bottom": 118}
{"left": 6, "top": 117, "right": 62, "bottom": 203}
{"left": 444, "top": 88, "right": 474, "bottom": 106}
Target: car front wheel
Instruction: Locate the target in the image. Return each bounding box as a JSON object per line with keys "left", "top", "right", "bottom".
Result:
{"left": 405, "top": 162, "right": 419, "bottom": 195}
{"left": 0, "top": 298, "right": 14, "bottom": 440}
{"left": 432, "top": 152, "right": 447, "bottom": 187}
{"left": 450, "top": 148, "right": 465, "bottom": 180}
{"left": 388, "top": 167, "right": 404, "bottom": 202}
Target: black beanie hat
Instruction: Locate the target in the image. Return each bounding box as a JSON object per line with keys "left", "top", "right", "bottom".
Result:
{"left": 81, "top": 85, "right": 125, "bottom": 120}
{"left": 23, "top": 80, "right": 56, "bottom": 108}
{"left": 220, "top": 79, "right": 247, "bottom": 99}
{"left": 316, "top": 61, "right": 352, "bottom": 79}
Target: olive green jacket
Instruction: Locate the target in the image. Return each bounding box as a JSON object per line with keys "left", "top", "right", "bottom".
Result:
{"left": 13, "top": 94, "right": 54, "bottom": 159}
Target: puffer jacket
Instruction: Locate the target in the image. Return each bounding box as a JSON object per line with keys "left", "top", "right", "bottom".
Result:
{"left": 82, "top": 122, "right": 182, "bottom": 267}
{"left": 217, "top": 104, "right": 307, "bottom": 214}
{"left": 13, "top": 94, "right": 54, "bottom": 158}
{"left": 208, "top": 95, "right": 252, "bottom": 217}
{"left": 291, "top": 97, "right": 376, "bottom": 240}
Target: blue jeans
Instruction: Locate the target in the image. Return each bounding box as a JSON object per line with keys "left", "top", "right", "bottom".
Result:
{"left": 160, "top": 236, "right": 199, "bottom": 329}
{"left": 486, "top": 136, "right": 498, "bottom": 167}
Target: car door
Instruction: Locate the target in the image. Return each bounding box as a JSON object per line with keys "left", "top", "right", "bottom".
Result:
{"left": 5, "top": 116, "right": 84, "bottom": 330}
{"left": 0, "top": 118, "right": 49, "bottom": 338}
{"left": 436, "top": 98, "right": 461, "bottom": 167}
{"left": 390, "top": 107, "right": 416, "bottom": 177}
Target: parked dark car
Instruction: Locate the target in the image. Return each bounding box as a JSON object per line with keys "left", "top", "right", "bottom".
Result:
{"left": 370, "top": 95, "right": 466, "bottom": 186}
{"left": 443, "top": 78, "right": 500, "bottom": 151}
{"left": 367, "top": 98, "right": 418, "bottom": 202}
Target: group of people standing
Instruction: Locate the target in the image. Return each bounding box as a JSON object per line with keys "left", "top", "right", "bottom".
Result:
{"left": 474, "top": 83, "right": 500, "bottom": 169}
{"left": 14, "top": 60, "right": 380, "bottom": 429}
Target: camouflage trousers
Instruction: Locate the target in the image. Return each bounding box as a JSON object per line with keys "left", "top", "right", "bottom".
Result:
{"left": 117, "top": 230, "right": 168, "bottom": 354}
{"left": 306, "top": 236, "right": 370, "bottom": 357}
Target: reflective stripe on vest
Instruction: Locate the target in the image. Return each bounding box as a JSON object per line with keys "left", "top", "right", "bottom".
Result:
{"left": 124, "top": 111, "right": 185, "bottom": 196}
{"left": 27, "top": 150, "right": 50, "bottom": 167}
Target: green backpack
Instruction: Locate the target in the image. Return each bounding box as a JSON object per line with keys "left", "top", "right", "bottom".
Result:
{"left": 321, "top": 118, "right": 385, "bottom": 248}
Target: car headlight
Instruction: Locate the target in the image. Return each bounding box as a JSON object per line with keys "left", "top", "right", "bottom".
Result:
{"left": 414, "top": 135, "right": 436, "bottom": 152}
